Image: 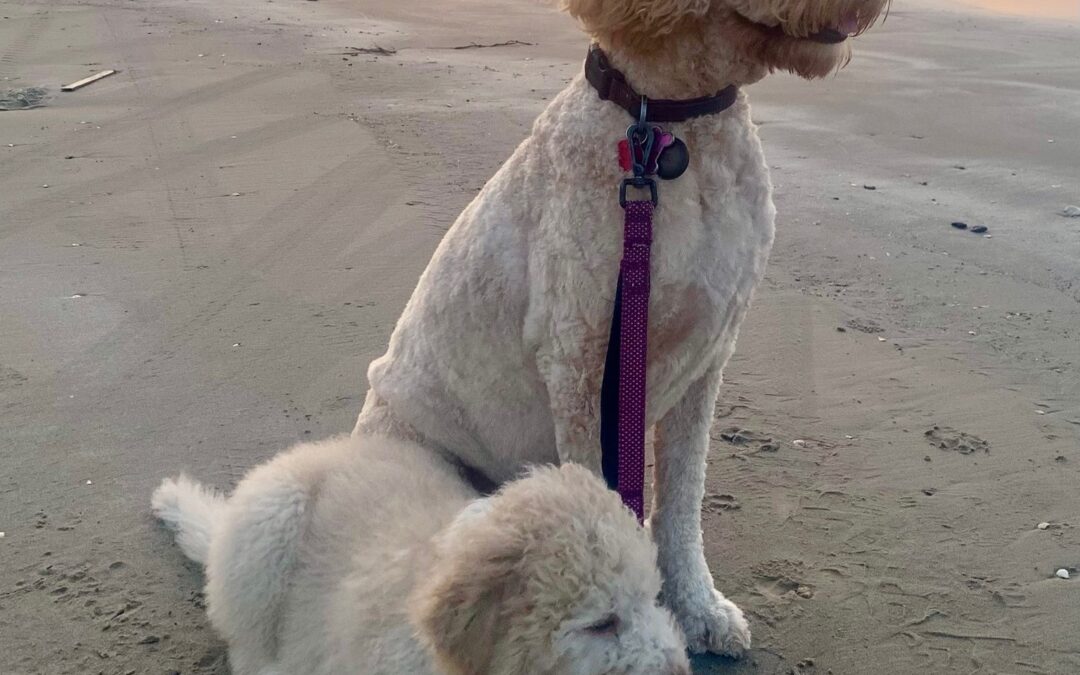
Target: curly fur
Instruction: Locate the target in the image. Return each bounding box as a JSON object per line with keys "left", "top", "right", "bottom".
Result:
{"left": 562, "top": 0, "right": 888, "bottom": 84}
{"left": 152, "top": 437, "right": 690, "bottom": 675}
{"left": 413, "top": 465, "right": 691, "bottom": 675}
{"left": 351, "top": 0, "right": 885, "bottom": 657}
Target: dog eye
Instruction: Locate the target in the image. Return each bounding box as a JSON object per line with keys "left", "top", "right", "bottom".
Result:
{"left": 584, "top": 615, "right": 620, "bottom": 636}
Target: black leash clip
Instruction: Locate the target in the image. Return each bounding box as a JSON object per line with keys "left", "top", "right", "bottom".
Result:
{"left": 621, "top": 97, "right": 659, "bottom": 207}
{"left": 626, "top": 97, "right": 654, "bottom": 179}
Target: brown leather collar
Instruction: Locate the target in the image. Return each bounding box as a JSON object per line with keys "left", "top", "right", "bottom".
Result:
{"left": 584, "top": 45, "right": 739, "bottom": 123}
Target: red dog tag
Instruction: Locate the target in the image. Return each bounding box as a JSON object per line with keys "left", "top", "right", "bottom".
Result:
{"left": 618, "top": 139, "right": 632, "bottom": 172}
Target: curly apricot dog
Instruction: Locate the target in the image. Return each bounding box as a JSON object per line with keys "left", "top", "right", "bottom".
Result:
{"left": 153, "top": 437, "right": 691, "bottom": 675}
{"left": 354, "top": 0, "right": 888, "bottom": 656}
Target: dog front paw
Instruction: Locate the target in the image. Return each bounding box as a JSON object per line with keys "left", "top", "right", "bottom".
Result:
{"left": 670, "top": 587, "right": 751, "bottom": 658}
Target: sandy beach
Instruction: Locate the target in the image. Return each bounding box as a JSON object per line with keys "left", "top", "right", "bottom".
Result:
{"left": 1, "top": 0, "right": 1078, "bottom": 673}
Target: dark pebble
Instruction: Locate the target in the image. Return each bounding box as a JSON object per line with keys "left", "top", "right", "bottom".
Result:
{"left": 971, "top": 225, "right": 989, "bottom": 234}
{"left": 863, "top": 185, "right": 877, "bottom": 190}
{"left": 951, "top": 222, "right": 968, "bottom": 230}
{"left": 138, "top": 635, "right": 161, "bottom": 645}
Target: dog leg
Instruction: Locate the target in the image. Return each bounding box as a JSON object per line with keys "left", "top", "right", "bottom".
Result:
{"left": 539, "top": 349, "right": 605, "bottom": 474}
{"left": 651, "top": 365, "right": 751, "bottom": 658}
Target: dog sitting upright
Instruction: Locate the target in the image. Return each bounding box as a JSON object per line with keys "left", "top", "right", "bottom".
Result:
{"left": 153, "top": 437, "right": 691, "bottom": 675}
{"left": 354, "top": 0, "right": 887, "bottom": 656}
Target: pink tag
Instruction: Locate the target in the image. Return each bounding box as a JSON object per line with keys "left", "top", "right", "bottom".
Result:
{"left": 649, "top": 132, "right": 675, "bottom": 174}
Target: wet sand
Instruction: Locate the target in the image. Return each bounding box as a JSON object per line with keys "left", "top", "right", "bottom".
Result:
{"left": 956, "top": 0, "right": 1080, "bottom": 20}
{"left": 1, "top": 0, "right": 1078, "bottom": 673}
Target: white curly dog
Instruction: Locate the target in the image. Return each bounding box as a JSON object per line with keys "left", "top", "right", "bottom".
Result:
{"left": 353, "top": 0, "right": 887, "bottom": 657}
{"left": 153, "top": 437, "right": 692, "bottom": 675}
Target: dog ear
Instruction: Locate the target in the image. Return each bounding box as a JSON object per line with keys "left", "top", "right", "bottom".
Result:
{"left": 409, "top": 541, "right": 521, "bottom": 675}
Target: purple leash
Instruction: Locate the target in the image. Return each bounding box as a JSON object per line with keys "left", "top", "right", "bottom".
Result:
{"left": 599, "top": 199, "right": 654, "bottom": 523}
{"left": 614, "top": 200, "right": 653, "bottom": 521}
{"left": 600, "top": 104, "right": 661, "bottom": 524}
{"left": 591, "top": 46, "right": 738, "bottom": 523}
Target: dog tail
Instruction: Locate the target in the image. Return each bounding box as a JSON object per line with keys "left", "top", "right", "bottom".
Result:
{"left": 151, "top": 474, "right": 227, "bottom": 565}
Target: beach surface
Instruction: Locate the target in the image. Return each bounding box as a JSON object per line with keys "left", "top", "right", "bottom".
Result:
{"left": 1, "top": 0, "right": 1078, "bottom": 673}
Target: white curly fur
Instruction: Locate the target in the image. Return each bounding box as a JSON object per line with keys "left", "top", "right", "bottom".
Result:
{"left": 152, "top": 436, "right": 691, "bottom": 675}
{"left": 350, "top": 0, "right": 886, "bottom": 657}
{"left": 152, "top": 474, "right": 226, "bottom": 564}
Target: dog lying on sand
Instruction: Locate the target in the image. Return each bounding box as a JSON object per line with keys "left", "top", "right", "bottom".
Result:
{"left": 152, "top": 435, "right": 692, "bottom": 675}
{"left": 353, "top": 0, "right": 888, "bottom": 656}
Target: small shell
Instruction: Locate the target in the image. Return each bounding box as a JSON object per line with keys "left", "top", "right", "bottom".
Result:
{"left": 1056, "top": 569, "right": 1070, "bottom": 580}
{"left": 1038, "top": 522, "right": 1050, "bottom": 530}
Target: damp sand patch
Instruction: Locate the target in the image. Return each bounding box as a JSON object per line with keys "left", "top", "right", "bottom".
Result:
{"left": 0, "top": 87, "right": 49, "bottom": 111}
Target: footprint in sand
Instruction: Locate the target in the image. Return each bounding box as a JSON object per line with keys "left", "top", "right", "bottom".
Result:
{"left": 790, "top": 658, "right": 819, "bottom": 675}
{"left": 925, "top": 426, "right": 989, "bottom": 455}
{"left": 717, "top": 426, "right": 779, "bottom": 453}
{"left": 845, "top": 317, "right": 884, "bottom": 334}
{"left": 0, "top": 366, "right": 29, "bottom": 388}
{"left": 752, "top": 560, "right": 815, "bottom": 602}
{"left": 703, "top": 493, "right": 741, "bottom": 513}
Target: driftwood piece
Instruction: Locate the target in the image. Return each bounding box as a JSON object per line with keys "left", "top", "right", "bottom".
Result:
{"left": 61, "top": 70, "right": 117, "bottom": 92}
{"left": 451, "top": 40, "right": 534, "bottom": 50}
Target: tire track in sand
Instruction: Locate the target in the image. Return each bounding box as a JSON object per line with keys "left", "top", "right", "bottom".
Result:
{"left": 0, "top": 7, "right": 52, "bottom": 81}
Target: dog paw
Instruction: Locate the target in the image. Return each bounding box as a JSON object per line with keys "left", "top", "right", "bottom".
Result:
{"left": 672, "top": 588, "right": 751, "bottom": 658}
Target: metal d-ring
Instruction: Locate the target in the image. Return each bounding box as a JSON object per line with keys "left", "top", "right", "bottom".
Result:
{"left": 620, "top": 176, "right": 658, "bottom": 207}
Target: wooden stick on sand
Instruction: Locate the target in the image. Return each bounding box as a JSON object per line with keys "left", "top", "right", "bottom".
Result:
{"left": 61, "top": 70, "right": 118, "bottom": 92}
